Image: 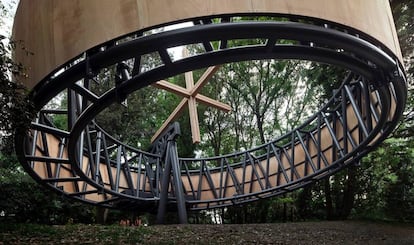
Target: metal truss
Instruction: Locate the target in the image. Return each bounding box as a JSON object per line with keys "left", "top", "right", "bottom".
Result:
{"left": 15, "top": 15, "right": 407, "bottom": 223}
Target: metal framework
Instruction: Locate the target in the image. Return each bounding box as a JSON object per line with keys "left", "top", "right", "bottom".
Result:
{"left": 15, "top": 16, "right": 407, "bottom": 224}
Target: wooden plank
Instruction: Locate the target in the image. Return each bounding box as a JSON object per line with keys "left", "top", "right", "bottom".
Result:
{"left": 152, "top": 80, "right": 191, "bottom": 98}
{"left": 27, "top": 96, "right": 384, "bottom": 204}
{"left": 14, "top": 0, "right": 402, "bottom": 89}
{"left": 187, "top": 96, "right": 201, "bottom": 143}
{"left": 191, "top": 66, "right": 221, "bottom": 95}
{"left": 151, "top": 50, "right": 228, "bottom": 143}
{"left": 151, "top": 99, "right": 188, "bottom": 143}
{"left": 195, "top": 94, "right": 231, "bottom": 112}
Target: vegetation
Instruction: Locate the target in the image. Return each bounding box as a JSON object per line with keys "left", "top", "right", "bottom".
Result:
{"left": 1, "top": 221, "right": 413, "bottom": 244}
{"left": 0, "top": 223, "right": 153, "bottom": 244}
{"left": 0, "top": 0, "right": 413, "bottom": 226}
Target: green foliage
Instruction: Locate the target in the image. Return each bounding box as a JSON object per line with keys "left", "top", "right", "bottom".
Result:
{"left": 1, "top": 0, "right": 413, "bottom": 225}
{"left": 0, "top": 153, "right": 95, "bottom": 224}
{"left": 0, "top": 36, "right": 34, "bottom": 136}
{"left": 222, "top": 195, "right": 301, "bottom": 224}
{"left": 198, "top": 58, "right": 329, "bottom": 157}
{"left": 0, "top": 223, "right": 153, "bottom": 244}
{"left": 291, "top": 0, "right": 414, "bottom": 223}
{"left": 355, "top": 137, "right": 414, "bottom": 222}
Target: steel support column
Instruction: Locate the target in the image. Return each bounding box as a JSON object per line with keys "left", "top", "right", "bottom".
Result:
{"left": 156, "top": 150, "right": 172, "bottom": 224}
{"left": 156, "top": 123, "right": 187, "bottom": 224}
{"left": 168, "top": 138, "right": 188, "bottom": 223}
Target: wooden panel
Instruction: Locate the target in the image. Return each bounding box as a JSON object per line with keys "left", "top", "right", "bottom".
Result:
{"left": 13, "top": 0, "right": 401, "bottom": 90}
{"left": 12, "top": 0, "right": 55, "bottom": 89}
{"left": 27, "top": 97, "right": 378, "bottom": 204}
{"left": 195, "top": 103, "right": 364, "bottom": 201}
{"left": 52, "top": 0, "right": 140, "bottom": 73}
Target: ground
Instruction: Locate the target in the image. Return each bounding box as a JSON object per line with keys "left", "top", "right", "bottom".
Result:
{"left": 1, "top": 221, "right": 414, "bottom": 244}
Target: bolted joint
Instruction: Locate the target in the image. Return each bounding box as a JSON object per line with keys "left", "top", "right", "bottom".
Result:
{"left": 166, "top": 122, "right": 181, "bottom": 142}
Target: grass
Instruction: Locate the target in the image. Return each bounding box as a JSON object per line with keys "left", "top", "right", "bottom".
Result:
{"left": 0, "top": 223, "right": 153, "bottom": 244}
{"left": 1, "top": 221, "right": 414, "bottom": 244}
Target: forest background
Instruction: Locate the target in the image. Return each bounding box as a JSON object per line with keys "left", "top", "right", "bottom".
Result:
{"left": 0, "top": 0, "right": 413, "bottom": 225}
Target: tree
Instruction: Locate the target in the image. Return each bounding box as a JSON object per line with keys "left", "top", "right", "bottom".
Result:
{"left": 297, "top": 0, "right": 414, "bottom": 222}
{"left": 0, "top": 2, "right": 35, "bottom": 153}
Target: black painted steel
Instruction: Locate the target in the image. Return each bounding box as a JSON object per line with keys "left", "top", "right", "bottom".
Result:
{"left": 153, "top": 122, "right": 187, "bottom": 224}
{"left": 15, "top": 16, "right": 407, "bottom": 223}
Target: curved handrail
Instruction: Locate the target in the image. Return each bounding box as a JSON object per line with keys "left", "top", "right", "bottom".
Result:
{"left": 15, "top": 18, "right": 407, "bottom": 211}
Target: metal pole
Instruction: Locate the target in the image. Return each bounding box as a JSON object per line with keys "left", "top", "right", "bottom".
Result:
{"left": 168, "top": 140, "right": 188, "bottom": 224}
{"left": 156, "top": 122, "right": 187, "bottom": 224}
{"left": 156, "top": 153, "right": 172, "bottom": 224}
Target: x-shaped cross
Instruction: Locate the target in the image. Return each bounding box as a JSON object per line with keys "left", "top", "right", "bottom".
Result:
{"left": 151, "top": 59, "right": 231, "bottom": 144}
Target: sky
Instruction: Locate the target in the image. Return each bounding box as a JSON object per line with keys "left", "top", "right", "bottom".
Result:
{"left": 0, "top": 0, "right": 18, "bottom": 38}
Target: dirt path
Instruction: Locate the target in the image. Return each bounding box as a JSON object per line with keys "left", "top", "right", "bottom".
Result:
{"left": 146, "top": 221, "right": 414, "bottom": 244}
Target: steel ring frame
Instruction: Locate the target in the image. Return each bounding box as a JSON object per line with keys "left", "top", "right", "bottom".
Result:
{"left": 16, "top": 15, "right": 407, "bottom": 211}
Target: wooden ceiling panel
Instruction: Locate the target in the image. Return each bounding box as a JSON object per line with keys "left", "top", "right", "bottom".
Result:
{"left": 13, "top": 0, "right": 402, "bottom": 90}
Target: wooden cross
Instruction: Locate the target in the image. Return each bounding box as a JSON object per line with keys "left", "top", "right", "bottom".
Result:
{"left": 151, "top": 50, "right": 231, "bottom": 143}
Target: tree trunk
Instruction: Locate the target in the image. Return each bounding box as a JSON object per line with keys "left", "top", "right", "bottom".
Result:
{"left": 259, "top": 200, "right": 270, "bottom": 223}
{"left": 340, "top": 166, "right": 357, "bottom": 219}
{"left": 297, "top": 185, "right": 313, "bottom": 220}
{"left": 95, "top": 207, "right": 108, "bottom": 224}
{"left": 324, "top": 178, "right": 334, "bottom": 220}
{"left": 256, "top": 115, "right": 266, "bottom": 144}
